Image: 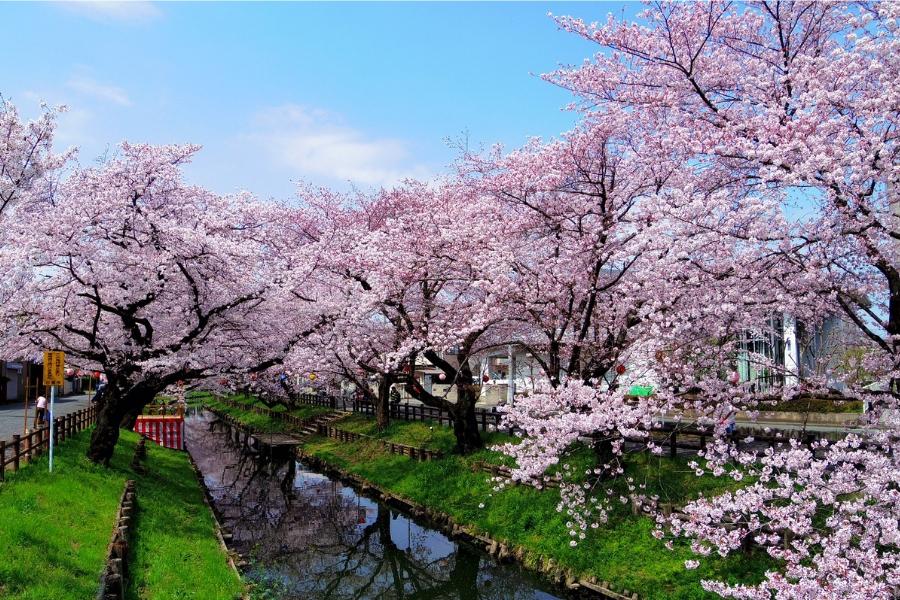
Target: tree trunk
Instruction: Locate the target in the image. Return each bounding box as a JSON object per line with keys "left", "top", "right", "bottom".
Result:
{"left": 87, "top": 388, "right": 130, "bottom": 465}
{"left": 592, "top": 436, "right": 620, "bottom": 480}
{"left": 87, "top": 378, "right": 159, "bottom": 465}
{"left": 451, "top": 355, "right": 484, "bottom": 453}
{"left": 375, "top": 376, "right": 391, "bottom": 431}
{"left": 450, "top": 405, "right": 483, "bottom": 454}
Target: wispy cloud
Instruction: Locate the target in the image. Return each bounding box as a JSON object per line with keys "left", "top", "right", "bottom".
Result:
{"left": 57, "top": 1, "right": 162, "bottom": 24}
{"left": 67, "top": 75, "right": 132, "bottom": 106}
{"left": 245, "top": 104, "right": 431, "bottom": 188}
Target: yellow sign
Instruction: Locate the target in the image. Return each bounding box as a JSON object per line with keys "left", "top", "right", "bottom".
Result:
{"left": 43, "top": 351, "right": 65, "bottom": 387}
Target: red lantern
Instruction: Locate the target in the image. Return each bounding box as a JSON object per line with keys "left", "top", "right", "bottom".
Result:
{"left": 482, "top": 374, "right": 490, "bottom": 383}
{"left": 65, "top": 368, "right": 75, "bottom": 378}
{"left": 93, "top": 371, "right": 101, "bottom": 379}
{"left": 615, "top": 364, "right": 626, "bottom": 375}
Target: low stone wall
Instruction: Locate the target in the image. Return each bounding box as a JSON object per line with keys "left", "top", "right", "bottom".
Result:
{"left": 96, "top": 480, "right": 136, "bottom": 600}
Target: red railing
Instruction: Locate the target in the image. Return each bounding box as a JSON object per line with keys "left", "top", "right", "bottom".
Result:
{"left": 134, "top": 416, "right": 184, "bottom": 450}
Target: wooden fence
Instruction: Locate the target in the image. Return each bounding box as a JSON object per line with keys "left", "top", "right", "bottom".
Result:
{"left": 294, "top": 392, "right": 505, "bottom": 432}
{"left": 318, "top": 425, "right": 443, "bottom": 461}
{"left": 212, "top": 396, "right": 331, "bottom": 431}
{"left": 212, "top": 393, "right": 841, "bottom": 459}
{"left": 206, "top": 403, "right": 444, "bottom": 462}
{"left": 0, "top": 404, "right": 99, "bottom": 480}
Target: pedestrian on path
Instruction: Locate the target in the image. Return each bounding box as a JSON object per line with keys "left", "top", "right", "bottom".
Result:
{"left": 719, "top": 409, "right": 736, "bottom": 436}
{"left": 34, "top": 395, "right": 47, "bottom": 429}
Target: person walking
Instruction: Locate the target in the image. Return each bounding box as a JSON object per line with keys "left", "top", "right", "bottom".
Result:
{"left": 34, "top": 395, "right": 47, "bottom": 429}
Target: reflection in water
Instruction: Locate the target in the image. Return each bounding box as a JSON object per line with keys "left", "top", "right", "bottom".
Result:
{"left": 186, "top": 411, "right": 568, "bottom": 600}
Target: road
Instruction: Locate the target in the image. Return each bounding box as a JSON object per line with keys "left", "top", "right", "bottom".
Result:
{"left": 0, "top": 393, "right": 93, "bottom": 441}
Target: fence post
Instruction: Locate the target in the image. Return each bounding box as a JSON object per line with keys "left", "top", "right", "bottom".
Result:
{"left": 0, "top": 440, "right": 5, "bottom": 481}
{"left": 480, "top": 411, "right": 487, "bottom": 431}
{"left": 670, "top": 431, "right": 678, "bottom": 458}
{"left": 12, "top": 435, "right": 21, "bottom": 472}
{"left": 23, "top": 429, "right": 32, "bottom": 462}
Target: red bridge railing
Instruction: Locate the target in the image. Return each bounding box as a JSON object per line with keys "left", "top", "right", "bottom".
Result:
{"left": 134, "top": 415, "right": 184, "bottom": 450}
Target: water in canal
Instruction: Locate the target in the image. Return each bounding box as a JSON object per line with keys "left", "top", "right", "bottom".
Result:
{"left": 185, "top": 410, "right": 575, "bottom": 600}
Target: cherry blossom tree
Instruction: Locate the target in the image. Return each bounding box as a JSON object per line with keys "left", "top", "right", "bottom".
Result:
{"left": 0, "top": 100, "right": 72, "bottom": 312}
{"left": 279, "top": 182, "right": 505, "bottom": 451}
{"left": 0, "top": 142, "right": 295, "bottom": 463}
{"left": 539, "top": 2, "right": 899, "bottom": 596}
{"left": 472, "top": 112, "right": 782, "bottom": 529}
{"left": 0, "top": 99, "right": 70, "bottom": 222}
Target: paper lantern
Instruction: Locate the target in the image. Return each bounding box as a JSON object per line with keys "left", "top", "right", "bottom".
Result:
{"left": 437, "top": 372, "right": 446, "bottom": 381}
{"left": 728, "top": 371, "right": 741, "bottom": 385}
{"left": 309, "top": 373, "right": 318, "bottom": 381}
{"left": 482, "top": 374, "right": 490, "bottom": 383}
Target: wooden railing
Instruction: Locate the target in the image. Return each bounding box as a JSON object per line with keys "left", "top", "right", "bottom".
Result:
{"left": 317, "top": 425, "right": 444, "bottom": 461}
{"left": 292, "top": 392, "right": 506, "bottom": 432}
{"left": 213, "top": 395, "right": 336, "bottom": 431}
{"left": 0, "top": 404, "right": 98, "bottom": 481}
{"left": 142, "top": 404, "right": 185, "bottom": 417}
{"left": 210, "top": 393, "right": 842, "bottom": 459}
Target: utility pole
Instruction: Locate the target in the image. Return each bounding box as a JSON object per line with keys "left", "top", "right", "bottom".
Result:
{"left": 507, "top": 344, "right": 516, "bottom": 406}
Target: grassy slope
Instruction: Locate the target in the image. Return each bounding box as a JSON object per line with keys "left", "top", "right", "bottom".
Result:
{"left": 212, "top": 403, "right": 768, "bottom": 599}
{"left": 0, "top": 432, "right": 126, "bottom": 599}
{"left": 127, "top": 431, "right": 244, "bottom": 600}
{"left": 303, "top": 434, "right": 769, "bottom": 600}
{"left": 0, "top": 429, "right": 242, "bottom": 600}
{"left": 201, "top": 394, "right": 330, "bottom": 433}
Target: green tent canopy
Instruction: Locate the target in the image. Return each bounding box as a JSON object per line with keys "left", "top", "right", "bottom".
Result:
{"left": 627, "top": 385, "right": 654, "bottom": 397}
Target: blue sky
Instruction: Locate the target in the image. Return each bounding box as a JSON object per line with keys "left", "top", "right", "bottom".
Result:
{"left": 0, "top": 1, "right": 640, "bottom": 200}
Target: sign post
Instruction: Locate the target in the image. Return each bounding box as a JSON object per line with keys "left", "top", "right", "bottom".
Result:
{"left": 43, "top": 351, "right": 65, "bottom": 473}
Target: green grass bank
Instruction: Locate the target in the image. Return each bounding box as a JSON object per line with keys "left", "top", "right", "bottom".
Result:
{"left": 0, "top": 428, "right": 243, "bottom": 600}
{"left": 203, "top": 400, "right": 770, "bottom": 599}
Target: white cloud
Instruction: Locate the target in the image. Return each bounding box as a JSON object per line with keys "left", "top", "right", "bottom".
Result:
{"left": 57, "top": 1, "right": 162, "bottom": 24}
{"left": 246, "top": 104, "right": 431, "bottom": 188}
{"left": 67, "top": 75, "right": 132, "bottom": 107}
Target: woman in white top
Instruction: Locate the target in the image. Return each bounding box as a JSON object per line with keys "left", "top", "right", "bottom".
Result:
{"left": 34, "top": 395, "right": 48, "bottom": 428}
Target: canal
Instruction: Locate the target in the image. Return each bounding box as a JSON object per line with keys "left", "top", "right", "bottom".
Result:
{"left": 185, "top": 410, "right": 577, "bottom": 599}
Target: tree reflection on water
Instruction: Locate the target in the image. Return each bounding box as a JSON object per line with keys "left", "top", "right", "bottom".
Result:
{"left": 187, "top": 411, "right": 564, "bottom": 600}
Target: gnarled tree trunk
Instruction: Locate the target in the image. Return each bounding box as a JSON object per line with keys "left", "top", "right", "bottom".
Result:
{"left": 87, "top": 377, "right": 161, "bottom": 465}
{"left": 375, "top": 375, "right": 392, "bottom": 430}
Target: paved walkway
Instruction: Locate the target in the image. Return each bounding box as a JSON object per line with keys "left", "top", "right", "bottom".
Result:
{"left": 0, "top": 394, "right": 93, "bottom": 441}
